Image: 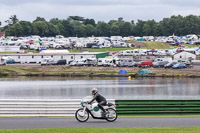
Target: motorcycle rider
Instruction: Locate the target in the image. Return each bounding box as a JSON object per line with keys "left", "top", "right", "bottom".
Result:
{"left": 88, "top": 88, "right": 107, "bottom": 117}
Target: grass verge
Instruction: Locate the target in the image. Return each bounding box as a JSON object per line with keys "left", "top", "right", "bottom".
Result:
{"left": 0, "top": 70, "right": 9, "bottom": 76}
{"left": 0, "top": 127, "right": 200, "bottom": 133}
{"left": 25, "top": 50, "right": 40, "bottom": 53}
{"left": 85, "top": 47, "right": 135, "bottom": 52}
{"left": 0, "top": 66, "right": 29, "bottom": 74}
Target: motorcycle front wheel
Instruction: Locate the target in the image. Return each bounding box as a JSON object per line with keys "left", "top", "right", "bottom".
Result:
{"left": 75, "top": 108, "right": 89, "bottom": 122}
{"left": 106, "top": 108, "right": 118, "bottom": 122}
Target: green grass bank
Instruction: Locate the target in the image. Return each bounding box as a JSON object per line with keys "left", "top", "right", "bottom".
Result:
{"left": 0, "top": 127, "right": 199, "bottom": 133}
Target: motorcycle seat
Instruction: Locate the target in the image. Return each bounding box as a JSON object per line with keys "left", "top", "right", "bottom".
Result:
{"left": 106, "top": 102, "right": 114, "bottom": 107}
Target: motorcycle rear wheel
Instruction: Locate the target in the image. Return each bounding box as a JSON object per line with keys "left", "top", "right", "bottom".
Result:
{"left": 106, "top": 108, "right": 118, "bottom": 122}
{"left": 75, "top": 108, "right": 89, "bottom": 122}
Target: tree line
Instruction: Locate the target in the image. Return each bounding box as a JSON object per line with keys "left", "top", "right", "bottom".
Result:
{"left": 1, "top": 15, "right": 200, "bottom": 37}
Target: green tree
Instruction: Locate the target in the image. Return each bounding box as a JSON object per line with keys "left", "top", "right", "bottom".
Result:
{"left": 56, "top": 23, "right": 65, "bottom": 35}
{"left": 143, "top": 20, "right": 158, "bottom": 36}
{"left": 50, "top": 18, "right": 60, "bottom": 25}
{"left": 118, "top": 17, "right": 124, "bottom": 23}
{"left": 85, "top": 24, "right": 95, "bottom": 37}
{"left": 111, "top": 24, "right": 120, "bottom": 36}
{"left": 96, "top": 21, "right": 111, "bottom": 37}
{"left": 32, "top": 21, "right": 49, "bottom": 36}
{"left": 119, "top": 22, "right": 133, "bottom": 37}
{"left": 108, "top": 20, "right": 118, "bottom": 26}
{"left": 72, "top": 21, "right": 86, "bottom": 37}
{"left": 3, "top": 15, "right": 200, "bottom": 37}
{"left": 183, "top": 15, "right": 200, "bottom": 35}
{"left": 33, "top": 17, "right": 46, "bottom": 22}
{"left": 47, "top": 23, "right": 60, "bottom": 37}
{"left": 68, "top": 16, "right": 85, "bottom": 22}
{"left": 5, "top": 15, "right": 19, "bottom": 25}
{"left": 5, "top": 23, "right": 23, "bottom": 36}
{"left": 19, "top": 21, "right": 32, "bottom": 36}
{"left": 135, "top": 20, "right": 145, "bottom": 36}
{"left": 61, "top": 20, "right": 74, "bottom": 37}
{"left": 83, "top": 19, "right": 96, "bottom": 27}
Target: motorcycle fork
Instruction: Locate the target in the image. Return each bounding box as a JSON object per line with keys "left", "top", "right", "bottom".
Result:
{"left": 83, "top": 107, "right": 86, "bottom": 113}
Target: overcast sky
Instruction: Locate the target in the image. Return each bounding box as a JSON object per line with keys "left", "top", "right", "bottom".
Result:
{"left": 0, "top": 0, "right": 200, "bottom": 25}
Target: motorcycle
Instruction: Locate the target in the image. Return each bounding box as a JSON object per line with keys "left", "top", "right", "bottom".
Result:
{"left": 75, "top": 96, "right": 118, "bottom": 122}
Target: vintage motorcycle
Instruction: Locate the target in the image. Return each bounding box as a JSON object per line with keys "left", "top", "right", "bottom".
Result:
{"left": 75, "top": 96, "right": 118, "bottom": 122}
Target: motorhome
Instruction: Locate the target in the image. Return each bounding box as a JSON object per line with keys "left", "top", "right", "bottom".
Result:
{"left": 133, "top": 49, "right": 147, "bottom": 56}
{"left": 154, "top": 50, "right": 167, "bottom": 56}
{"left": 119, "top": 58, "right": 134, "bottom": 67}
{"left": 154, "top": 57, "right": 172, "bottom": 62}
{"left": 165, "top": 49, "right": 176, "bottom": 55}
{"left": 183, "top": 48, "right": 199, "bottom": 55}
{"left": 97, "top": 58, "right": 119, "bottom": 66}
{"left": 119, "top": 49, "right": 147, "bottom": 56}
{"left": 97, "top": 58, "right": 112, "bottom": 66}
{"left": 118, "top": 50, "right": 133, "bottom": 56}
{"left": 76, "top": 58, "right": 97, "bottom": 66}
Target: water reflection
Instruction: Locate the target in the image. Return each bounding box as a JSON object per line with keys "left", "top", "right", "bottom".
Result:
{"left": 0, "top": 77, "right": 200, "bottom": 99}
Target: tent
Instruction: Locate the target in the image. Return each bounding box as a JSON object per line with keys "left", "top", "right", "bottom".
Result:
{"left": 139, "top": 69, "right": 152, "bottom": 75}
{"left": 27, "top": 40, "right": 35, "bottom": 44}
{"left": 118, "top": 69, "right": 127, "bottom": 74}
{"left": 34, "top": 40, "right": 40, "bottom": 43}
{"left": 105, "top": 38, "right": 111, "bottom": 41}
{"left": 40, "top": 48, "right": 47, "bottom": 51}
{"left": 137, "top": 38, "right": 145, "bottom": 41}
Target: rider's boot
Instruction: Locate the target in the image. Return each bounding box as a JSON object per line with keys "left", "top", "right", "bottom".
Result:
{"left": 102, "top": 111, "right": 108, "bottom": 118}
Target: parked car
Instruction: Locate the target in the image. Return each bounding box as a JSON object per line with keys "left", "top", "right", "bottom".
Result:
{"left": 41, "top": 58, "right": 55, "bottom": 66}
{"left": 172, "top": 63, "right": 186, "bottom": 69}
{"left": 153, "top": 61, "right": 169, "bottom": 68}
{"left": 54, "top": 59, "right": 66, "bottom": 65}
{"left": 128, "top": 61, "right": 136, "bottom": 67}
{"left": 139, "top": 61, "right": 153, "bottom": 68}
{"left": 2, "top": 57, "right": 15, "bottom": 64}
{"left": 128, "top": 61, "right": 141, "bottom": 67}
{"left": 69, "top": 61, "right": 78, "bottom": 66}
{"left": 76, "top": 58, "right": 97, "bottom": 66}
{"left": 91, "top": 45, "right": 101, "bottom": 49}
{"left": 164, "top": 62, "right": 177, "bottom": 68}
{"left": 6, "top": 59, "right": 15, "bottom": 64}
{"left": 76, "top": 59, "right": 87, "bottom": 66}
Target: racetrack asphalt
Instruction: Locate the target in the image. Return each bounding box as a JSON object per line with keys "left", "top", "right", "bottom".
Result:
{"left": 0, "top": 117, "right": 200, "bottom": 129}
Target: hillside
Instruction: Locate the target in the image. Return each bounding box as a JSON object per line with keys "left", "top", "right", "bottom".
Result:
{"left": 126, "top": 41, "right": 171, "bottom": 49}
{"left": 84, "top": 41, "right": 171, "bottom": 53}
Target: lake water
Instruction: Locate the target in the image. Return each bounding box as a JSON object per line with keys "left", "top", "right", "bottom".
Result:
{"left": 0, "top": 77, "right": 200, "bottom": 100}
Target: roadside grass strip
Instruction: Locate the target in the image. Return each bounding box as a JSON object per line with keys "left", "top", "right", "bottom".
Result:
{"left": 0, "top": 66, "right": 29, "bottom": 74}
{"left": 0, "top": 127, "right": 200, "bottom": 133}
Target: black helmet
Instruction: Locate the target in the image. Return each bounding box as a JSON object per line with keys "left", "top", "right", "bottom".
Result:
{"left": 92, "top": 88, "right": 98, "bottom": 95}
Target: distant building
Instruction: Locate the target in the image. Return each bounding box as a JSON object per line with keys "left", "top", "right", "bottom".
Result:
{"left": 174, "top": 51, "right": 196, "bottom": 61}
{"left": 0, "top": 52, "right": 109, "bottom": 64}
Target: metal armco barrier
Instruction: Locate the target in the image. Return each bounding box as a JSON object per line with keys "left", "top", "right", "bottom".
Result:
{"left": 116, "top": 100, "right": 200, "bottom": 115}
{"left": 0, "top": 99, "right": 115, "bottom": 117}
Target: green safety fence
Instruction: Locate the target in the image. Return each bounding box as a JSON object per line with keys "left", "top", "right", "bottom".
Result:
{"left": 115, "top": 100, "right": 200, "bottom": 115}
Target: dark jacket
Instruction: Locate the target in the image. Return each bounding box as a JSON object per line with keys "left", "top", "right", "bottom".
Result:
{"left": 90, "top": 93, "right": 107, "bottom": 103}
